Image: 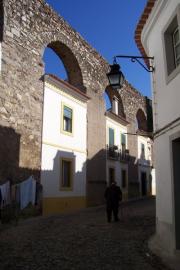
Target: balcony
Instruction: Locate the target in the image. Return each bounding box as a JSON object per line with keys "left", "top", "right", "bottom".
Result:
{"left": 107, "top": 145, "right": 129, "bottom": 162}
{"left": 107, "top": 145, "right": 119, "bottom": 160}
{"left": 119, "top": 149, "right": 130, "bottom": 162}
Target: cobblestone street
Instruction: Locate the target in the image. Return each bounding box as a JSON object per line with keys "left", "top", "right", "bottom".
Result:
{"left": 0, "top": 197, "right": 171, "bottom": 270}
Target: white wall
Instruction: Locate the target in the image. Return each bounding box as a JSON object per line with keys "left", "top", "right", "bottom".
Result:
{"left": 137, "top": 135, "right": 152, "bottom": 164}
{"left": 106, "top": 116, "right": 128, "bottom": 188}
{"left": 142, "top": 0, "right": 180, "bottom": 254}
{"left": 142, "top": 0, "right": 180, "bottom": 131}
{"left": 42, "top": 84, "right": 87, "bottom": 151}
{"left": 106, "top": 117, "right": 127, "bottom": 149}
{"left": 41, "top": 82, "right": 87, "bottom": 198}
{"left": 41, "top": 144, "right": 86, "bottom": 197}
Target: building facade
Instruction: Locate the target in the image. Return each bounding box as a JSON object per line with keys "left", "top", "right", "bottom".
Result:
{"left": 0, "top": 0, "right": 154, "bottom": 216}
{"left": 105, "top": 86, "right": 153, "bottom": 201}
{"left": 41, "top": 75, "right": 89, "bottom": 215}
{"left": 136, "top": 0, "right": 180, "bottom": 266}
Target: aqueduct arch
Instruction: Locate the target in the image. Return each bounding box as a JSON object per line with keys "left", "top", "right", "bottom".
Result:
{"left": 44, "top": 41, "right": 85, "bottom": 91}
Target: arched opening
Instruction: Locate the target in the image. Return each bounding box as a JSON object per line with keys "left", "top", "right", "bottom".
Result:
{"left": 43, "top": 47, "right": 67, "bottom": 80}
{"left": 103, "top": 91, "right": 112, "bottom": 111}
{"left": 43, "top": 41, "right": 85, "bottom": 92}
{"left": 136, "top": 109, "right": 147, "bottom": 131}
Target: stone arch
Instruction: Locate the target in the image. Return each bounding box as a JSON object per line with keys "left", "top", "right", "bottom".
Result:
{"left": 104, "top": 91, "right": 112, "bottom": 110}
{"left": 43, "top": 41, "right": 85, "bottom": 92}
{"left": 136, "top": 108, "right": 147, "bottom": 131}
{"left": 105, "top": 86, "right": 126, "bottom": 118}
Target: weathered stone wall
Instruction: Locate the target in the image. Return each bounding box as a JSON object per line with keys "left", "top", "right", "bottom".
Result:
{"left": 0, "top": 0, "right": 153, "bottom": 204}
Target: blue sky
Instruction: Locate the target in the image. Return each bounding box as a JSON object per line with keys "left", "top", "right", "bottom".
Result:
{"left": 44, "top": 0, "right": 151, "bottom": 98}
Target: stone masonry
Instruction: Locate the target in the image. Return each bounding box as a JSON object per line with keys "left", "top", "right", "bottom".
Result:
{"left": 0, "top": 0, "right": 152, "bottom": 205}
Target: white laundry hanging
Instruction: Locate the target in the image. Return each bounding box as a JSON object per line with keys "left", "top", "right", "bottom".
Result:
{"left": 20, "top": 176, "right": 36, "bottom": 210}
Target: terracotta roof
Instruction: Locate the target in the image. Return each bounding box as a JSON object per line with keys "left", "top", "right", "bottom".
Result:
{"left": 44, "top": 74, "right": 90, "bottom": 100}
{"left": 134, "top": 0, "right": 157, "bottom": 68}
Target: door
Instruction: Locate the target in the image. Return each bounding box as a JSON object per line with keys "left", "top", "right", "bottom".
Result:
{"left": 141, "top": 172, "right": 147, "bottom": 196}
{"left": 109, "top": 167, "right": 115, "bottom": 184}
{"left": 172, "top": 137, "right": 180, "bottom": 249}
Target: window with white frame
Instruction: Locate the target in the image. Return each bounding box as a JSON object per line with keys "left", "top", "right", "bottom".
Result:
{"left": 164, "top": 9, "right": 180, "bottom": 78}
{"left": 173, "top": 26, "right": 180, "bottom": 67}
{"left": 109, "top": 128, "right": 114, "bottom": 146}
{"left": 62, "top": 104, "right": 73, "bottom": 134}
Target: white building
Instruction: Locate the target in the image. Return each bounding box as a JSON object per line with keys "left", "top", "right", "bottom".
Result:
{"left": 136, "top": 0, "right": 180, "bottom": 265}
{"left": 41, "top": 75, "right": 89, "bottom": 215}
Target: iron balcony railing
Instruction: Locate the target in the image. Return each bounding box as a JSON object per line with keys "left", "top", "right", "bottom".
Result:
{"left": 106, "top": 145, "right": 129, "bottom": 162}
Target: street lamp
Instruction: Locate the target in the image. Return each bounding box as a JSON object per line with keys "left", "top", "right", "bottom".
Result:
{"left": 106, "top": 58, "right": 125, "bottom": 90}
{"left": 107, "top": 55, "right": 154, "bottom": 90}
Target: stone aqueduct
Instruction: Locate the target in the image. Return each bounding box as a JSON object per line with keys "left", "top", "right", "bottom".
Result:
{"left": 0, "top": 0, "right": 151, "bottom": 205}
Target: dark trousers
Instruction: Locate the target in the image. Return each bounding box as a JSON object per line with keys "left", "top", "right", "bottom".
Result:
{"left": 106, "top": 204, "right": 119, "bottom": 222}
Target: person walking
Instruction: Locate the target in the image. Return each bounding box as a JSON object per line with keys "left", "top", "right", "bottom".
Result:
{"left": 104, "top": 181, "right": 122, "bottom": 223}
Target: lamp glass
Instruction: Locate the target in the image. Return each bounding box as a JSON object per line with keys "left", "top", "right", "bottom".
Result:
{"left": 107, "top": 64, "right": 124, "bottom": 90}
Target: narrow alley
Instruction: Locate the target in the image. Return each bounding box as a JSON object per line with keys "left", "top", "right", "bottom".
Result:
{"left": 0, "top": 198, "right": 171, "bottom": 270}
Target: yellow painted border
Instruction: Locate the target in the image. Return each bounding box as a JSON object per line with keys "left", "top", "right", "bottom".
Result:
{"left": 60, "top": 157, "right": 74, "bottom": 191}
{"left": 42, "top": 141, "right": 87, "bottom": 154}
{"left": 60, "top": 102, "right": 74, "bottom": 137}
{"left": 43, "top": 196, "right": 86, "bottom": 215}
{"left": 45, "top": 82, "right": 87, "bottom": 108}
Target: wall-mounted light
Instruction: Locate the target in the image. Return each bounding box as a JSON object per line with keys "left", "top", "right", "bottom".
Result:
{"left": 107, "top": 55, "right": 154, "bottom": 90}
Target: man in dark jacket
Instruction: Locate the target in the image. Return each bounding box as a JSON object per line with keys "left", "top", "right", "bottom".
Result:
{"left": 104, "top": 181, "right": 122, "bottom": 222}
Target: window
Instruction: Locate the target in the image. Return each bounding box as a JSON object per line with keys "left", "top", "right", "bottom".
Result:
{"left": 121, "top": 133, "right": 126, "bottom": 152}
{"left": 60, "top": 158, "right": 73, "bottom": 190}
{"left": 109, "top": 128, "right": 114, "bottom": 146}
{"left": 141, "top": 143, "right": 145, "bottom": 159}
{"left": 122, "top": 169, "right": 127, "bottom": 188}
{"left": 164, "top": 8, "right": 180, "bottom": 79}
{"left": 173, "top": 27, "right": 180, "bottom": 67}
{"left": 62, "top": 104, "right": 73, "bottom": 134}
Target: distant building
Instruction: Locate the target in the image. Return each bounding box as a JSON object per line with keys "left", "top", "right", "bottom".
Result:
{"left": 136, "top": 0, "right": 180, "bottom": 265}
{"left": 105, "top": 85, "right": 154, "bottom": 201}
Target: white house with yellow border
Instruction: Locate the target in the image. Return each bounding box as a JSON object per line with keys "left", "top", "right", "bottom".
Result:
{"left": 41, "top": 74, "right": 89, "bottom": 215}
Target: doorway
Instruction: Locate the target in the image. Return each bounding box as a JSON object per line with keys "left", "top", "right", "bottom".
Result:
{"left": 109, "top": 167, "right": 115, "bottom": 184}
{"left": 172, "top": 137, "right": 180, "bottom": 249}
{"left": 141, "top": 172, "right": 147, "bottom": 196}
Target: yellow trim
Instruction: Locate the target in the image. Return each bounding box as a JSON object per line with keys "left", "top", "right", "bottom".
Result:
{"left": 45, "top": 82, "right": 87, "bottom": 107}
{"left": 43, "top": 196, "right": 86, "bottom": 216}
{"left": 61, "top": 102, "right": 74, "bottom": 137}
{"left": 42, "top": 141, "right": 87, "bottom": 154}
{"left": 60, "top": 157, "right": 74, "bottom": 191}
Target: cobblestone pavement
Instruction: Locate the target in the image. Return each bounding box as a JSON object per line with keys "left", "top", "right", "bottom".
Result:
{"left": 0, "top": 197, "right": 172, "bottom": 270}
